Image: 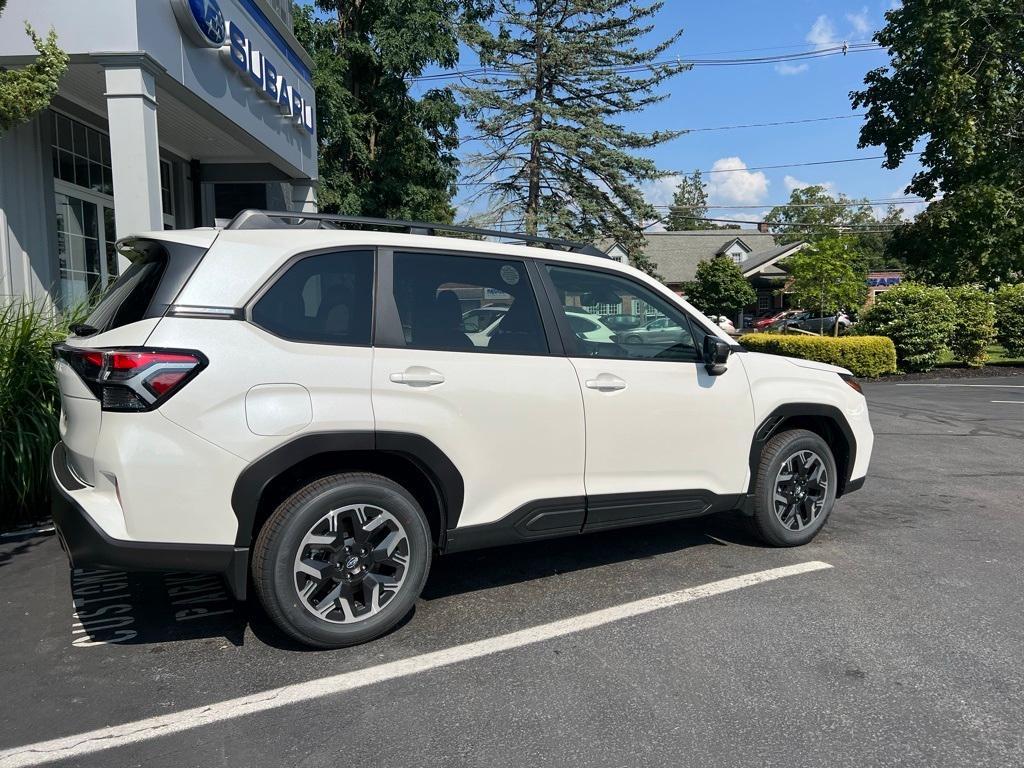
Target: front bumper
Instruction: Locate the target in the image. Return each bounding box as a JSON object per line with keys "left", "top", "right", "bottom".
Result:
{"left": 49, "top": 443, "right": 248, "bottom": 598}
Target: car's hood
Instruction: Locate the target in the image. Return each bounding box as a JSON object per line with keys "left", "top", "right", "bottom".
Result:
{"left": 783, "top": 356, "right": 851, "bottom": 376}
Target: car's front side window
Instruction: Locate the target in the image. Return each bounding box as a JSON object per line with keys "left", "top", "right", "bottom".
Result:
{"left": 392, "top": 251, "right": 548, "bottom": 355}
{"left": 546, "top": 265, "right": 704, "bottom": 361}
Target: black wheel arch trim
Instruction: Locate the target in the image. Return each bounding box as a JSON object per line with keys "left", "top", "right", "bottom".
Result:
{"left": 746, "top": 403, "right": 858, "bottom": 502}
{"left": 230, "top": 431, "right": 465, "bottom": 549}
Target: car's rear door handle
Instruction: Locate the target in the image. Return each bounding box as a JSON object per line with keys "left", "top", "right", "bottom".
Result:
{"left": 585, "top": 374, "right": 627, "bottom": 392}
{"left": 390, "top": 367, "right": 445, "bottom": 387}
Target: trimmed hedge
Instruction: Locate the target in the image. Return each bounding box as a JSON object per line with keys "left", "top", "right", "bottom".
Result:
{"left": 742, "top": 333, "right": 897, "bottom": 378}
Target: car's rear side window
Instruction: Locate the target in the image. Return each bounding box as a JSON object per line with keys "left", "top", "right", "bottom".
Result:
{"left": 391, "top": 251, "right": 548, "bottom": 355}
{"left": 251, "top": 250, "right": 374, "bottom": 346}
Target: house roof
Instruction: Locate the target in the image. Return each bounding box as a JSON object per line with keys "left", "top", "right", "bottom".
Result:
{"left": 610, "top": 230, "right": 785, "bottom": 284}
{"left": 738, "top": 242, "right": 805, "bottom": 277}
{"left": 716, "top": 237, "right": 753, "bottom": 256}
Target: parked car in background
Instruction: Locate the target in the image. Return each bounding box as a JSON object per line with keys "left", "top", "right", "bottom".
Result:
{"left": 755, "top": 309, "right": 800, "bottom": 330}
{"left": 775, "top": 311, "right": 851, "bottom": 335}
{"left": 462, "top": 305, "right": 508, "bottom": 333}
{"left": 620, "top": 316, "right": 688, "bottom": 345}
{"left": 600, "top": 313, "right": 648, "bottom": 333}
{"left": 709, "top": 315, "right": 737, "bottom": 334}
{"left": 565, "top": 312, "right": 619, "bottom": 344}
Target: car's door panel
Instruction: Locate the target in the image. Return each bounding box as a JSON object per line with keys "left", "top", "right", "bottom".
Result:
{"left": 542, "top": 263, "right": 756, "bottom": 514}
{"left": 371, "top": 249, "right": 586, "bottom": 530}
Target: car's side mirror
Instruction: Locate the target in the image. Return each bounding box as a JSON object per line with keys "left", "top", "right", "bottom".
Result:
{"left": 702, "top": 336, "right": 731, "bottom": 376}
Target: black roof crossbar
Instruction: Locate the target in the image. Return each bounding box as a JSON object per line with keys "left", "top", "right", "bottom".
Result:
{"left": 225, "top": 210, "right": 608, "bottom": 257}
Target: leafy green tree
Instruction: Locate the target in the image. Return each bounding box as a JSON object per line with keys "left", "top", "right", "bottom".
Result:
{"left": 851, "top": 0, "right": 1024, "bottom": 286}
{"left": 784, "top": 238, "right": 868, "bottom": 335}
{"left": 0, "top": 0, "right": 68, "bottom": 134}
{"left": 764, "top": 186, "right": 904, "bottom": 271}
{"left": 993, "top": 284, "right": 1024, "bottom": 358}
{"left": 946, "top": 285, "right": 996, "bottom": 367}
{"left": 458, "top": 0, "right": 688, "bottom": 275}
{"left": 857, "top": 283, "right": 956, "bottom": 372}
{"left": 683, "top": 256, "right": 756, "bottom": 319}
{"left": 292, "top": 0, "right": 486, "bottom": 221}
{"left": 666, "top": 170, "right": 715, "bottom": 231}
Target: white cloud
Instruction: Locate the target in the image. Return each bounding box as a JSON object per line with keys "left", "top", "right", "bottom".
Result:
{"left": 640, "top": 174, "right": 683, "bottom": 208}
{"left": 706, "top": 157, "right": 769, "bottom": 206}
{"left": 847, "top": 7, "right": 871, "bottom": 36}
{"left": 784, "top": 175, "right": 835, "bottom": 193}
{"left": 807, "top": 15, "right": 837, "bottom": 49}
{"left": 775, "top": 62, "right": 810, "bottom": 76}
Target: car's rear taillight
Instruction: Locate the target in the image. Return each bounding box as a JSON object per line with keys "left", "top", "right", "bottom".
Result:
{"left": 54, "top": 345, "right": 207, "bottom": 412}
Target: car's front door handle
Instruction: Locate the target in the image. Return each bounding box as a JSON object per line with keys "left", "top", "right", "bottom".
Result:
{"left": 585, "top": 374, "right": 627, "bottom": 392}
{"left": 390, "top": 367, "right": 445, "bottom": 387}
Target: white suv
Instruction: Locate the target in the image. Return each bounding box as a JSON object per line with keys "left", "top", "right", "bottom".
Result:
{"left": 51, "top": 212, "right": 872, "bottom": 648}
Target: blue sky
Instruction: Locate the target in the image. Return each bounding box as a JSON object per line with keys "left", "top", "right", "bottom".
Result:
{"left": 308, "top": 1, "right": 924, "bottom": 227}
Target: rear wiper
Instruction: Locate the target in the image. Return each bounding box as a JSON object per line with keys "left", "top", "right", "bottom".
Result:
{"left": 69, "top": 323, "right": 99, "bottom": 337}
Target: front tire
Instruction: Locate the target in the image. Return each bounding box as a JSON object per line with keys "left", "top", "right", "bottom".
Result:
{"left": 751, "top": 429, "right": 837, "bottom": 547}
{"left": 252, "top": 473, "right": 432, "bottom": 648}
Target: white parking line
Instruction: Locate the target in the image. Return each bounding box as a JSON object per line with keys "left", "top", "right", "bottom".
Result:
{"left": 895, "top": 383, "right": 1024, "bottom": 388}
{"left": 0, "top": 561, "right": 831, "bottom": 767}
{"left": 991, "top": 400, "right": 1024, "bottom": 404}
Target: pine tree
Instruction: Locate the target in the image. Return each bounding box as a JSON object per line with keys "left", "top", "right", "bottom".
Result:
{"left": 293, "top": 0, "right": 486, "bottom": 221}
{"left": 0, "top": 0, "right": 68, "bottom": 134}
{"left": 459, "top": 0, "right": 688, "bottom": 274}
{"left": 665, "top": 170, "right": 715, "bottom": 231}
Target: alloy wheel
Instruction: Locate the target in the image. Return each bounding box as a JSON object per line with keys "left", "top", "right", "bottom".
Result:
{"left": 293, "top": 504, "right": 411, "bottom": 624}
{"left": 772, "top": 450, "right": 829, "bottom": 532}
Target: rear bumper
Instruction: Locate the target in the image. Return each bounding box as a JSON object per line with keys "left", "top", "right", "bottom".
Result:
{"left": 49, "top": 443, "right": 248, "bottom": 598}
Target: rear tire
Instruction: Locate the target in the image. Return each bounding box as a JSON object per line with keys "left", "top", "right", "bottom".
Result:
{"left": 751, "top": 429, "right": 837, "bottom": 547}
{"left": 252, "top": 472, "right": 432, "bottom": 648}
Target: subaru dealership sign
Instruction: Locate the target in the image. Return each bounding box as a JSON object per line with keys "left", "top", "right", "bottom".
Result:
{"left": 171, "top": 0, "right": 314, "bottom": 135}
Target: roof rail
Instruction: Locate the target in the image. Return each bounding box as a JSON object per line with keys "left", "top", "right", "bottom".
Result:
{"left": 224, "top": 210, "right": 608, "bottom": 257}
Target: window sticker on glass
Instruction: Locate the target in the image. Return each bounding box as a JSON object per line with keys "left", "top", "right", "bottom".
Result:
{"left": 500, "top": 264, "right": 521, "bottom": 286}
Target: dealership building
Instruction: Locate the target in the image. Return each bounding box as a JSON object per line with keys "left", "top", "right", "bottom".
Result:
{"left": 0, "top": 0, "right": 318, "bottom": 306}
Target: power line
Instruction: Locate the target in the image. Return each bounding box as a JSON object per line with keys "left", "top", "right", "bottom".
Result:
{"left": 647, "top": 214, "right": 902, "bottom": 231}
{"left": 455, "top": 153, "right": 923, "bottom": 187}
{"left": 699, "top": 152, "right": 921, "bottom": 174}
{"left": 411, "top": 43, "right": 881, "bottom": 82}
{"left": 682, "top": 114, "right": 865, "bottom": 133}
{"left": 651, "top": 198, "right": 929, "bottom": 210}
{"left": 459, "top": 113, "right": 869, "bottom": 145}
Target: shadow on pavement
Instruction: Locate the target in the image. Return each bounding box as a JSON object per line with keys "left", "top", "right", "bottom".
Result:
{"left": 62, "top": 512, "right": 759, "bottom": 651}
{"left": 422, "top": 512, "right": 759, "bottom": 601}
{"left": 0, "top": 533, "right": 54, "bottom": 569}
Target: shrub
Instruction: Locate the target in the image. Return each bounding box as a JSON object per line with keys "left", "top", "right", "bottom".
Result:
{"left": 946, "top": 285, "right": 996, "bottom": 367}
{"left": 741, "top": 333, "right": 897, "bottom": 378}
{"left": 0, "top": 301, "right": 69, "bottom": 530}
{"left": 856, "top": 283, "right": 956, "bottom": 372}
{"left": 994, "top": 284, "right": 1024, "bottom": 358}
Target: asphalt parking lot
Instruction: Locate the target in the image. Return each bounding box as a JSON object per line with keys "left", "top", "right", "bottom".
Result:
{"left": 2, "top": 377, "right": 1023, "bottom": 768}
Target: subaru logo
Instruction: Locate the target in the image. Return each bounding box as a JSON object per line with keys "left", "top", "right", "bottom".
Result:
{"left": 171, "top": 0, "right": 226, "bottom": 48}
{"left": 345, "top": 556, "right": 360, "bottom": 570}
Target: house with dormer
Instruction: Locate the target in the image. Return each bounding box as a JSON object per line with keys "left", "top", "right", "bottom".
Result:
{"left": 601, "top": 229, "right": 807, "bottom": 319}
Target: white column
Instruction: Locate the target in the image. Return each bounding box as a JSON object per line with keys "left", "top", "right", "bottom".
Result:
{"left": 102, "top": 57, "right": 164, "bottom": 239}
{"left": 291, "top": 180, "right": 318, "bottom": 213}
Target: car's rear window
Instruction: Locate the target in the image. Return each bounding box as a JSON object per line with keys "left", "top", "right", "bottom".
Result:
{"left": 83, "top": 238, "right": 207, "bottom": 333}
{"left": 84, "top": 251, "right": 166, "bottom": 332}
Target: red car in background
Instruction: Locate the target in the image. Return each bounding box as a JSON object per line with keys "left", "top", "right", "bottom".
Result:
{"left": 753, "top": 309, "right": 800, "bottom": 330}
